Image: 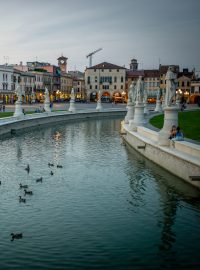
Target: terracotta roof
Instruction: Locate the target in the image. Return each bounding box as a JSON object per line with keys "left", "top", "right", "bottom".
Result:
{"left": 126, "top": 70, "right": 144, "bottom": 78}
{"left": 177, "top": 71, "right": 194, "bottom": 79}
{"left": 159, "top": 65, "right": 179, "bottom": 75}
{"left": 144, "top": 69, "right": 159, "bottom": 77}
{"left": 88, "top": 62, "right": 126, "bottom": 70}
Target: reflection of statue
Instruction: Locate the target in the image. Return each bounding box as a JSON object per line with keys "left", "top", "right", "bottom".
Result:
{"left": 165, "top": 67, "right": 177, "bottom": 106}
{"left": 15, "top": 85, "right": 23, "bottom": 102}
{"left": 44, "top": 87, "right": 50, "bottom": 103}
{"left": 135, "top": 76, "right": 144, "bottom": 103}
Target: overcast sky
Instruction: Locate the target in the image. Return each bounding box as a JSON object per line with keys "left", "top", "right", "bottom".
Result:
{"left": 0, "top": 0, "right": 199, "bottom": 71}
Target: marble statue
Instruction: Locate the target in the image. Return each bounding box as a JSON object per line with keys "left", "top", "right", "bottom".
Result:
{"left": 44, "top": 87, "right": 50, "bottom": 103}
{"left": 71, "top": 88, "right": 75, "bottom": 100}
{"left": 135, "top": 76, "right": 144, "bottom": 103}
{"left": 165, "top": 66, "right": 177, "bottom": 106}
{"left": 15, "top": 85, "right": 23, "bottom": 102}
{"left": 129, "top": 82, "right": 136, "bottom": 103}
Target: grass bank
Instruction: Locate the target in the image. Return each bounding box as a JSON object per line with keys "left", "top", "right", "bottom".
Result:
{"left": 149, "top": 110, "right": 200, "bottom": 141}
{"left": 0, "top": 112, "right": 34, "bottom": 118}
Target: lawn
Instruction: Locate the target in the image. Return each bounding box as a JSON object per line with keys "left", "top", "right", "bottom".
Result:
{"left": 0, "top": 111, "right": 34, "bottom": 118}
{"left": 149, "top": 110, "right": 200, "bottom": 141}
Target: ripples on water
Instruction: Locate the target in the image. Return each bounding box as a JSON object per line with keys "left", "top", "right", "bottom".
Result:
{"left": 0, "top": 117, "right": 200, "bottom": 270}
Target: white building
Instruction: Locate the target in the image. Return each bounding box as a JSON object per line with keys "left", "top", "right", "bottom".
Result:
{"left": 85, "top": 62, "right": 126, "bottom": 102}
{"left": 0, "top": 65, "right": 20, "bottom": 103}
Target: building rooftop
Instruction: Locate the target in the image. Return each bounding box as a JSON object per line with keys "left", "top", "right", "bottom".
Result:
{"left": 88, "top": 62, "right": 126, "bottom": 70}
{"left": 159, "top": 65, "right": 179, "bottom": 75}
{"left": 126, "top": 70, "right": 144, "bottom": 77}
{"left": 144, "top": 69, "right": 160, "bottom": 77}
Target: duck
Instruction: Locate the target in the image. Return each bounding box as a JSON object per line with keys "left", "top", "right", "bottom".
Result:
{"left": 50, "top": 171, "right": 54, "bottom": 176}
{"left": 24, "top": 190, "right": 33, "bottom": 195}
{"left": 36, "top": 177, "right": 43, "bottom": 183}
{"left": 48, "top": 163, "right": 54, "bottom": 167}
{"left": 19, "top": 196, "right": 26, "bottom": 203}
{"left": 19, "top": 183, "right": 28, "bottom": 189}
{"left": 10, "top": 233, "right": 23, "bottom": 241}
{"left": 25, "top": 164, "right": 30, "bottom": 173}
{"left": 57, "top": 165, "right": 63, "bottom": 168}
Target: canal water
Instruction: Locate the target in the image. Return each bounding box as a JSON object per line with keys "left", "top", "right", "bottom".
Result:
{"left": 0, "top": 117, "right": 200, "bottom": 270}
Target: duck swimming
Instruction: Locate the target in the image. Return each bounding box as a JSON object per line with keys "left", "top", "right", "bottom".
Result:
{"left": 50, "top": 171, "right": 54, "bottom": 176}
{"left": 19, "top": 196, "right": 26, "bottom": 203}
{"left": 10, "top": 233, "right": 23, "bottom": 241}
{"left": 48, "top": 163, "right": 54, "bottom": 167}
{"left": 24, "top": 190, "right": 33, "bottom": 195}
{"left": 57, "top": 165, "right": 63, "bottom": 168}
{"left": 36, "top": 177, "right": 43, "bottom": 183}
{"left": 19, "top": 183, "right": 28, "bottom": 189}
{"left": 25, "top": 164, "right": 30, "bottom": 173}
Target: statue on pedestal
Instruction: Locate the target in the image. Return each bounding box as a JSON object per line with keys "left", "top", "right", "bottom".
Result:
{"left": 15, "top": 85, "right": 23, "bottom": 103}
{"left": 135, "top": 76, "right": 144, "bottom": 104}
{"left": 129, "top": 82, "right": 136, "bottom": 103}
{"left": 70, "top": 88, "right": 75, "bottom": 101}
{"left": 165, "top": 66, "right": 177, "bottom": 106}
{"left": 44, "top": 87, "right": 50, "bottom": 103}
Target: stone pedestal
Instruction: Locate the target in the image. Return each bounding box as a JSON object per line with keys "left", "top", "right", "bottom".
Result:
{"left": 144, "top": 101, "right": 149, "bottom": 115}
{"left": 155, "top": 100, "right": 162, "bottom": 112}
{"left": 69, "top": 99, "right": 76, "bottom": 112}
{"left": 14, "top": 101, "right": 24, "bottom": 117}
{"left": 96, "top": 101, "right": 103, "bottom": 111}
{"left": 158, "top": 106, "right": 179, "bottom": 146}
{"left": 176, "top": 99, "right": 180, "bottom": 109}
{"left": 124, "top": 101, "right": 134, "bottom": 123}
{"left": 129, "top": 103, "right": 146, "bottom": 131}
{"left": 44, "top": 101, "right": 51, "bottom": 113}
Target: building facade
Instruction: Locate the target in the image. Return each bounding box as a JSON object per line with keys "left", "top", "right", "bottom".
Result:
{"left": 85, "top": 62, "right": 126, "bottom": 102}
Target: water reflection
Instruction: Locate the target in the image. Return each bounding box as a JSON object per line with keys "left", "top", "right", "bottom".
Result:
{"left": 124, "top": 141, "right": 200, "bottom": 258}
{"left": 0, "top": 118, "right": 200, "bottom": 270}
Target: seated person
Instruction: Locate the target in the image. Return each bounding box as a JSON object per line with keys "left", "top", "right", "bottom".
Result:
{"left": 169, "top": 125, "right": 177, "bottom": 139}
{"left": 172, "top": 126, "right": 184, "bottom": 141}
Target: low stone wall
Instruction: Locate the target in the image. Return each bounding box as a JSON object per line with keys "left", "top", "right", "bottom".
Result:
{"left": 0, "top": 109, "right": 126, "bottom": 136}
{"left": 173, "top": 140, "right": 200, "bottom": 159}
{"left": 123, "top": 123, "right": 200, "bottom": 190}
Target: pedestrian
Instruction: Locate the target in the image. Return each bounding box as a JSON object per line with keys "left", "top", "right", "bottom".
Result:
{"left": 2, "top": 105, "right": 5, "bottom": 112}
{"left": 169, "top": 125, "right": 177, "bottom": 139}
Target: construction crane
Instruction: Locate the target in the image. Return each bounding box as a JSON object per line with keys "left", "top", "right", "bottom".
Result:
{"left": 86, "top": 48, "right": 102, "bottom": 67}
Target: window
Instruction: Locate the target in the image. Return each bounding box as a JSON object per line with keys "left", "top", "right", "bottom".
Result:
{"left": 121, "top": 85, "right": 123, "bottom": 89}
{"left": 114, "top": 76, "right": 117, "bottom": 83}
{"left": 95, "top": 76, "right": 97, "bottom": 83}
{"left": 94, "top": 69, "right": 96, "bottom": 72}
{"left": 109, "top": 69, "right": 111, "bottom": 72}
{"left": 114, "top": 85, "right": 117, "bottom": 90}
{"left": 87, "top": 76, "right": 90, "bottom": 84}
{"left": 187, "top": 81, "right": 190, "bottom": 87}
{"left": 117, "top": 69, "right": 119, "bottom": 72}
{"left": 182, "top": 81, "right": 184, "bottom": 87}
{"left": 121, "top": 76, "right": 123, "bottom": 83}
{"left": 90, "top": 85, "right": 92, "bottom": 89}
{"left": 101, "top": 69, "right": 104, "bottom": 72}
{"left": 95, "top": 85, "right": 97, "bottom": 89}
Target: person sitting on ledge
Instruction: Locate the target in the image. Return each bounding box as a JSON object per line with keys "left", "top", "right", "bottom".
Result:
{"left": 169, "top": 125, "right": 177, "bottom": 139}
{"left": 172, "top": 126, "right": 184, "bottom": 141}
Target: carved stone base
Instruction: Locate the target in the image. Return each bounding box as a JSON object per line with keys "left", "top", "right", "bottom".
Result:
{"left": 44, "top": 102, "right": 51, "bottom": 113}
{"left": 14, "top": 101, "right": 24, "bottom": 117}
{"left": 124, "top": 102, "right": 134, "bottom": 123}
{"left": 69, "top": 100, "right": 76, "bottom": 112}
{"left": 96, "top": 101, "right": 103, "bottom": 111}
{"left": 129, "top": 103, "right": 146, "bottom": 131}
{"left": 158, "top": 106, "right": 179, "bottom": 146}
{"left": 154, "top": 100, "right": 162, "bottom": 112}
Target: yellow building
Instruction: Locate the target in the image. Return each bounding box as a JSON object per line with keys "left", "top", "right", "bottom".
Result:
{"left": 85, "top": 62, "right": 126, "bottom": 102}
